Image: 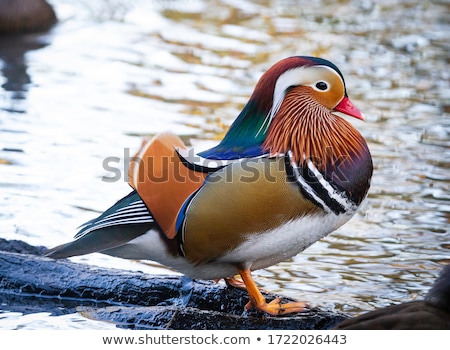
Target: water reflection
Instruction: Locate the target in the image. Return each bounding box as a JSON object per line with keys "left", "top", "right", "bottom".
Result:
{"left": 0, "top": 0, "right": 57, "bottom": 112}
{"left": 0, "top": 34, "right": 53, "bottom": 113}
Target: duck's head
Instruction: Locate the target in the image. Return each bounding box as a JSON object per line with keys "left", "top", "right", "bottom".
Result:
{"left": 202, "top": 56, "right": 366, "bottom": 164}
{"left": 253, "top": 56, "right": 364, "bottom": 124}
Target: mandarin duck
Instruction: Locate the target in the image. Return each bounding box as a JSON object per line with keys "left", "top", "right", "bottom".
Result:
{"left": 45, "top": 56, "right": 373, "bottom": 316}
{"left": 334, "top": 265, "right": 450, "bottom": 329}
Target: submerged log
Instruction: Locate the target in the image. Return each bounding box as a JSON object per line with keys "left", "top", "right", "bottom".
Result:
{"left": 0, "top": 238, "right": 348, "bottom": 329}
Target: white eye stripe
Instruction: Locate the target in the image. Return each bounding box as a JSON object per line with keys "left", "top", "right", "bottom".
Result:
{"left": 271, "top": 66, "right": 308, "bottom": 116}
{"left": 268, "top": 65, "right": 342, "bottom": 123}
{"left": 261, "top": 66, "right": 307, "bottom": 133}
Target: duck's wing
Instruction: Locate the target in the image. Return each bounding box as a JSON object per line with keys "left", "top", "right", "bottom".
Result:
{"left": 44, "top": 190, "right": 153, "bottom": 258}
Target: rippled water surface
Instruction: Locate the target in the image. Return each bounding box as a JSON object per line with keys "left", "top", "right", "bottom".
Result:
{"left": 0, "top": 0, "right": 449, "bottom": 329}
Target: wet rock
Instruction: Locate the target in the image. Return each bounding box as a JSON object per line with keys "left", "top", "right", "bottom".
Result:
{"left": 0, "top": 239, "right": 348, "bottom": 329}
{"left": 0, "top": 0, "right": 57, "bottom": 35}
{"left": 80, "top": 305, "right": 344, "bottom": 330}
{"left": 0, "top": 238, "right": 46, "bottom": 255}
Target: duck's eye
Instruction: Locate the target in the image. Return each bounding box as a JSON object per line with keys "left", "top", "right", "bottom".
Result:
{"left": 315, "top": 81, "right": 328, "bottom": 91}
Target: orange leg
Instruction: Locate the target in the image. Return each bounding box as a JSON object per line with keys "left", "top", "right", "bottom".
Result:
{"left": 224, "top": 276, "right": 247, "bottom": 290}
{"left": 238, "top": 268, "right": 309, "bottom": 316}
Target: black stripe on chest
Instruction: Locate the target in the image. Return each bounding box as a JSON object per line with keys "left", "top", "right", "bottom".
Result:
{"left": 284, "top": 153, "right": 356, "bottom": 215}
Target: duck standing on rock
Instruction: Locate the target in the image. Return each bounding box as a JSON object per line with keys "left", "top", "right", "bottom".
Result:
{"left": 45, "top": 56, "right": 373, "bottom": 316}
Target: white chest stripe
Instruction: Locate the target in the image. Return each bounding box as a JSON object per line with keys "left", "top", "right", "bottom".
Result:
{"left": 288, "top": 151, "right": 357, "bottom": 215}
{"left": 287, "top": 151, "right": 332, "bottom": 214}
{"left": 305, "top": 158, "right": 357, "bottom": 213}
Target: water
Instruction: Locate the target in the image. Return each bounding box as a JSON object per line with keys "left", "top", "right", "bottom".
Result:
{"left": 0, "top": 0, "right": 449, "bottom": 329}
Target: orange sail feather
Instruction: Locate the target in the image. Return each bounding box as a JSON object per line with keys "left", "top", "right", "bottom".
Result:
{"left": 128, "top": 133, "right": 208, "bottom": 239}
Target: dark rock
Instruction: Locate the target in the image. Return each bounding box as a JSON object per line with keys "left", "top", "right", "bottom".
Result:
{"left": 0, "top": 239, "right": 348, "bottom": 329}
{"left": 0, "top": 238, "right": 47, "bottom": 255}
{"left": 0, "top": 0, "right": 57, "bottom": 35}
